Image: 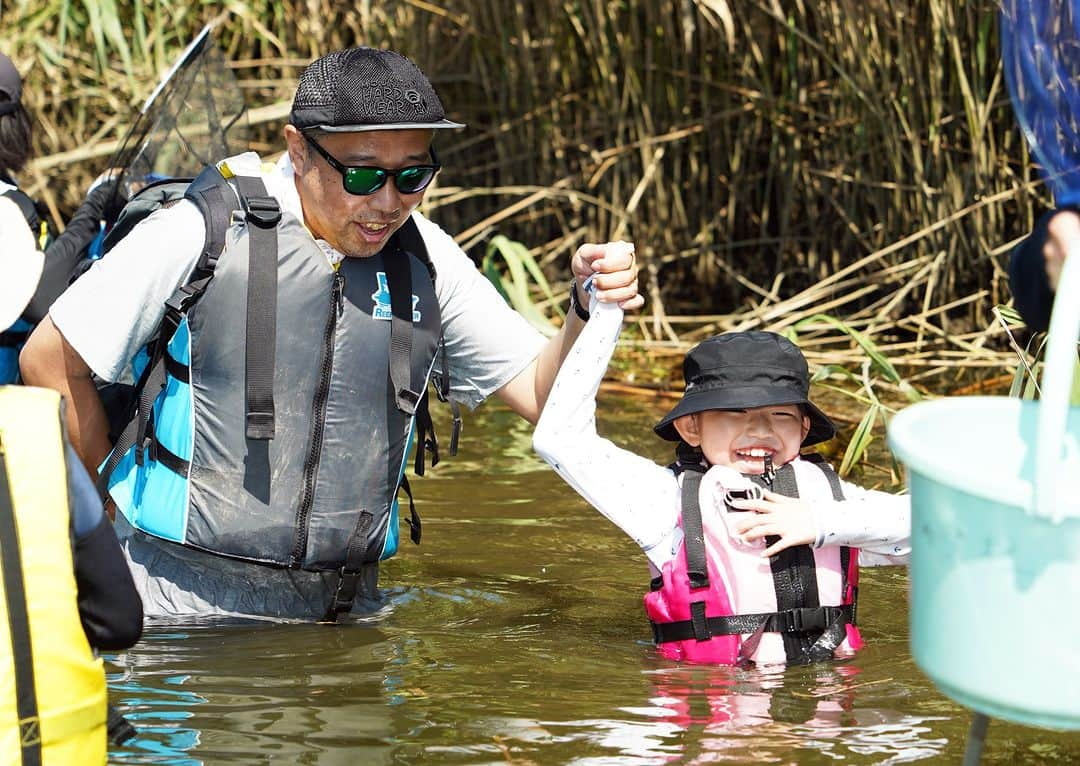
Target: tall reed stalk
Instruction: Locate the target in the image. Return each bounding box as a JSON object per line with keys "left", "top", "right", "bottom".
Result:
{"left": 0, "top": 0, "right": 1038, "bottom": 389}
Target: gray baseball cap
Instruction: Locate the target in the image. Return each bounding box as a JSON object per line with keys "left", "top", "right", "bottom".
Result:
{"left": 289, "top": 48, "right": 464, "bottom": 133}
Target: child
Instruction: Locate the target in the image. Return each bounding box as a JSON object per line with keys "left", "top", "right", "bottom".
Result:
{"left": 533, "top": 292, "right": 909, "bottom": 666}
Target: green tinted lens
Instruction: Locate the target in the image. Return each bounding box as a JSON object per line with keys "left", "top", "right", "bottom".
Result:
{"left": 343, "top": 167, "right": 386, "bottom": 195}
{"left": 395, "top": 166, "right": 436, "bottom": 194}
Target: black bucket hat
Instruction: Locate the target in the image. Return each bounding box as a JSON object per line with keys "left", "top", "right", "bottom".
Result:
{"left": 290, "top": 47, "right": 464, "bottom": 133}
{"left": 654, "top": 331, "right": 837, "bottom": 447}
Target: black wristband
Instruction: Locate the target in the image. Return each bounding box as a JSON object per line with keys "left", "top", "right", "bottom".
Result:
{"left": 568, "top": 279, "right": 590, "bottom": 321}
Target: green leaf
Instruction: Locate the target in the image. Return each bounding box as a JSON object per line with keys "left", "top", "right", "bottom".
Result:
{"left": 839, "top": 403, "right": 879, "bottom": 477}
{"left": 793, "top": 313, "right": 903, "bottom": 385}
{"left": 995, "top": 304, "right": 1024, "bottom": 325}
{"left": 482, "top": 235, "right": 559, "bottom": 337}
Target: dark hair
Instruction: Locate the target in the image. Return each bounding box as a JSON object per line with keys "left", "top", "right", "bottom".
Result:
{"left": 0, "top": 99, "right": 33, "bottom": 176}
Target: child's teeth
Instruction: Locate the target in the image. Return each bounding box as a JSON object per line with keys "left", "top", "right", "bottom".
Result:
{"left": 750, "top": 449, "right": 766, "bottom": 457}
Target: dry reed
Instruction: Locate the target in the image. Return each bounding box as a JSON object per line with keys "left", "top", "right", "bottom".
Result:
{"left": 0, "top": 0, "right": 1041, "bottom": 395}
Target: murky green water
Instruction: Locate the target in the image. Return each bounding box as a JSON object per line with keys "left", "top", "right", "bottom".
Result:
{"left": 106, "top": 396, "right": 1079, "bottom": 764}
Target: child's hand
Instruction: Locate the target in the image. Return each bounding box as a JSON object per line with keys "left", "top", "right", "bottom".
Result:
{"left": 729, "top": 491, "right": 816, "bottom": 557}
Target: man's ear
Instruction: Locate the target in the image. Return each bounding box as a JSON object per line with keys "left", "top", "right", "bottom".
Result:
{"left": 283, "top": 124, "right": 308, "bottom": 173}
{"left": 801, "top": 415, "right": 811, "bottom": 442}
{"left": 673, "top": 413, "right": 702, "bottom": 446}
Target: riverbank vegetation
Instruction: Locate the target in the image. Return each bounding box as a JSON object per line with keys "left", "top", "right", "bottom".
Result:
{"left": 3, "top": 0, "right": 1045, "bottom": 476}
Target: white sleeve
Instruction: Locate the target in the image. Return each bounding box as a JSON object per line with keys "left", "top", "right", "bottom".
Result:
{"left": 812, "top": 480, "right": 911, "bottom": 566}
{"left": 414, "top": 214, "right": 547, "bottom": 409}
{"left": 533, "top": 299, "right": 680, "bottom": 569}
{"left": 48, "top": 201, "right": 205, "bottom": 382}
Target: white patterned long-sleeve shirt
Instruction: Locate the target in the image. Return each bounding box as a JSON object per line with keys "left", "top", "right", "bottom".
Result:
{"left": 533, "top": 299, "right": 910, "bottom": 574}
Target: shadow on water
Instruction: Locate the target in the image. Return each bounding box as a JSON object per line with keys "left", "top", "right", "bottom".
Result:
{"left": 106, "top": 396, "right": 1080, "bottom": 764}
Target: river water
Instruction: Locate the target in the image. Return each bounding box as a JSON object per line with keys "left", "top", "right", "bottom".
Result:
{"left": 106, "top": 395, "right": 1078, "bottom": 764}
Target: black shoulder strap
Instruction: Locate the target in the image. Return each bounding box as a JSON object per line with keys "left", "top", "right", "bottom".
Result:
{"left": 0, "top": 447, "right": 43, "bottom": 766}
{"left": 383, "top": 236, "right": 419, "bottom": 415}
{"left": 2, "top": 187, "right": 45, "bottom": 249}
{"left": 679, "top": 469, "right": 709, "bottom": 590}
{"left": 184, "top": 165, "right": 239, "bottom": 276}
{"left": 801, "top": 452, "right": 845, "bottom": 501}
{"left": 676, "top": 467, "right": 716, "bottom": 642}
{"left": 232, "top": 175, "right": 281, "bottom": 440}
{"left": 752, "top": 463, "right": 823, "bottom": 662}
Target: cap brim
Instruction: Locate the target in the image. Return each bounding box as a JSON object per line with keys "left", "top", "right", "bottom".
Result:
{"left": 0, "top": 196, "right": 44, "bottom": 331}
{"left": 307, "top": 119, "right": 466, "bottom": 133}
{"left": 653, "top": 386, "right": 837, "bottom": 447}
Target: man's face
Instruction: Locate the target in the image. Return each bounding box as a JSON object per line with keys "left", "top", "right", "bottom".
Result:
{"left": 674, "top": 404, "right": 810, "bottom": 475}
{"left": 285, "top": 125, "right": 436, "bottom": 258}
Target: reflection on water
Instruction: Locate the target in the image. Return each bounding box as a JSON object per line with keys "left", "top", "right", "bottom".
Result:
{"left": 105, "top": 397, "right": 1080, "bottom": 764}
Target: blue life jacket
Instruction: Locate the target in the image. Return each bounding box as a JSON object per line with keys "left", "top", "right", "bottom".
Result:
{"left": 98, "top": 158, "right": 449, "bottom": 618}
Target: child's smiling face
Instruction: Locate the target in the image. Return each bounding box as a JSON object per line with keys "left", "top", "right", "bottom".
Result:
{"left": 674, "top": 404, "right": 810, "bottom": 475}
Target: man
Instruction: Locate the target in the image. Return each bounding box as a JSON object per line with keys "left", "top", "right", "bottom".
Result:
{"left": 21, "top": 47, "right": 641, "bottom": 621}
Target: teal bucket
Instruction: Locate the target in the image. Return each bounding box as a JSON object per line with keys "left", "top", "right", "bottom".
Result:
{"left": 888, "top": 255, "right": 1080, "bottom": 731}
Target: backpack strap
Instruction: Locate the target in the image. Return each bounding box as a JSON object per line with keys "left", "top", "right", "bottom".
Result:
{"left": 2, "top": 187, "right": 49, "bottom": 250}
{"left": 97, "top": 166, "right": 253, "bottom": 499}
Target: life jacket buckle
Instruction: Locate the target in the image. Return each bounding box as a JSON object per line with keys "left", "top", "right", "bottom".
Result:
{"left": 323, "top": 567, "right": 363, "bottom": 623}
{"left": 244, "top": 196, "right": 281, "bottom": 228}
{"left": 135, "top": 435, "right": 155, "bottom": 466}
{"left": 396, "top": 387, "right": 421, "bottom": 415}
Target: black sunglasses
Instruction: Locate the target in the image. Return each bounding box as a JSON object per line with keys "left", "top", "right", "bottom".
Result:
{"left": 303, "top": 133, "right": 441, "bottom": 196}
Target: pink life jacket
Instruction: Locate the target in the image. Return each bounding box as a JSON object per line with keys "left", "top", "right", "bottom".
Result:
{"left": 643, "top": 457, "right": 862, "bottom": 666}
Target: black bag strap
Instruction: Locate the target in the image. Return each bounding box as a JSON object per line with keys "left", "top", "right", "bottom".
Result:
{"left": 0, "top": 329, "right": 30, "bottom": 347}
{"left": 0, "top": 448, "right": 43, "bottom": 766}
{"left": 433, "top": 334, "right": 462, "bottom": 457}
{"left": 233, "top": 176, "right": 281, "bottom": 440}
{"left": 398, "top": 474, "right": 423, "bottom": 545}
{"left": 413, "top": 390, "right": 436, "bottom": 476}
{"left": 2, "top": 186, "right": 46, "bottom": 250}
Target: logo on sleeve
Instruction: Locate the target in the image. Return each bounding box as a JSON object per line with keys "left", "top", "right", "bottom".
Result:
{"left": 372, "top": 272, "right": 421, "bottom": 322}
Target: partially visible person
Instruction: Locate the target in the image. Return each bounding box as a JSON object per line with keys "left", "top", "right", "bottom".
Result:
{"left": 1, "top": 50, "right": 126, "bottom": 383}
{"left": 534, "top": 290, "right": 908, "bottom": 666}
{"left": 0, "top": 195, "right": 143, "bottom": 763}
{"left": 1009, "top": 207, "right": 1078, "bottom": 331}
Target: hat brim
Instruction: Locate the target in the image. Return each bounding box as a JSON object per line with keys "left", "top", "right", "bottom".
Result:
{"left": 0, "top": 196, "right": 44, "bottom": 331}
{"left": 653, "top": 384, "right": 837, "bottom": 447}
{"left": 298, "top": 119, "right": 466, "bottom": 133}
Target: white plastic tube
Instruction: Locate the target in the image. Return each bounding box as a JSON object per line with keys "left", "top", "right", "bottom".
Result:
{"left": 1032, "top": 243, "right": 1080, "bottom": 522}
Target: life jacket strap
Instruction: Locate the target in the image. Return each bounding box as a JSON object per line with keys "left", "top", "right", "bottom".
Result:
{"left": 650, "top": 603, "right": 855, "bottom": 645}
{"left": 679, "top": 469, "right": 709, "bottom": 590}
{"left": 384, "top": 229, "right": 421, "bottom": 415}
{"left": 322, "top": 511, "right": 374, "bottom": 622}
{"left": 236, "top": 178, "right": 280, "bottom": 441}
{"left": 398, "top": 474, "right": 423, "bottom": 545}
{"left": 0, "top": 451, "right": 43, "bottom": 766}
{"left": 106, "top": 705, "right": 136, "bottom": 745}
{"left": 0, "top": 329, "right": 30, "bottom": 347}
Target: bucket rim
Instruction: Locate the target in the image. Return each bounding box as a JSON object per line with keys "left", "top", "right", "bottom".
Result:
{"left": 888, "top": 396, "right": 1034, "bottom": 509}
